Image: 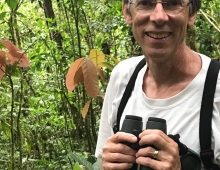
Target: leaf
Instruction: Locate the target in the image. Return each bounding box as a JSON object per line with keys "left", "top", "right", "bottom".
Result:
{"left": 0, "top": 12, "right": 7, "bottom": 20}
{"left": 0, "top": 51, "right": 6, "bottom": 81}
{"left": 105, "top": 54, "right": 120, "bottom": 64}
{"left": 89, "top": 49, "right": 105, "bottom": 67}
{"left": 73, "top": 162, "right": 81, "bottom": 170}
{"left": 1, "top": 120, "right": 11, "bottom": 139}
{"left": 1, "top": 40, "right": 30, "bottom": 67}
{"left": 66, "top": 58, "right": 84, "bottom": 92}
{"left": 67, "top": 152, "right": 93, "bottom": 170}
{"left": 92, "top": 158, "right": 102, "bottom": 170}
{"left": 96, "top": 67, "right": 106, "bottom": 83}
{"left": 5, "top": 0, "right": 18, "bottom": 10}
{"left": 16, "top": 12, "right": 26, "bottom": 18}
{"left": 26, "top": 137, "right": 32, "bottom": 154}
{"left": 0, "top": 51, "right": 6, "bottom": 66}
{"left": 82, "top": 100, "right": 91, "bottom": 119}
{"left": 95, "top": 95, "right": 104, "bottom": 102}
{"left": 78, "top": 0, "right": 84, "bottom": 7}
{"left": 98, "top": 62, "right": 114, "bottom": 71}
{"left": 82, "top": 58, "right": 99, "bottom": 98}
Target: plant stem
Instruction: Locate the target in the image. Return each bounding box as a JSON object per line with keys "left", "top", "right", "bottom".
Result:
{"left": 8, "top": 75, "right": 15, "bottom": 170}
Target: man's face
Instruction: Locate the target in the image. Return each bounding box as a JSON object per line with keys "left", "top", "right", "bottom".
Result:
{"left": 123, "top": 0, "right": 197, "bottom": 62}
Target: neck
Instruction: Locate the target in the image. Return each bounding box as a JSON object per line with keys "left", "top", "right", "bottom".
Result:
{"left": 143, "top": 46, "right": 202, "bottom": 98}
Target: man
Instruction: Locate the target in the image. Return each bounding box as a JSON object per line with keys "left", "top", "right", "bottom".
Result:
{"left": 95, "top": 0, "right": 220, "bottom": 169}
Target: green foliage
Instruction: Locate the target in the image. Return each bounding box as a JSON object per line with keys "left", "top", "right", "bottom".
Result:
{"left": 0, "top": 0, "right": 219, "bottom": 169}
{"left": 5, "top": 0, "right": 18, "bottom": 10}
{"left": 196, "top": 0, "right": 220, "bottom": 58}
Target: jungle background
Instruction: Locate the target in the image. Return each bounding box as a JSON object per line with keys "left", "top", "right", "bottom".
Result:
{"left": 0, "top": 0, "right": 219, "bottom": 169}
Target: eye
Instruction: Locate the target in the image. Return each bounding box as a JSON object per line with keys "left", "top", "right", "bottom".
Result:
{"left": 166, "top": 0, "right": 182, "bottom": 7}
{"left": 136, "top": 0, "right": 153, "bottom": 7}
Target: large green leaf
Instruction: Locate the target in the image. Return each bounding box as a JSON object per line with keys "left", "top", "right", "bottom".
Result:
{"left": 67, "top": 152, "right": 93, "bottom": 170}
{"left": 92, "top": 158, "right": 102, "bottom": 170}
{"left": 5, "top": 0, "right": 18, "bottom": 10}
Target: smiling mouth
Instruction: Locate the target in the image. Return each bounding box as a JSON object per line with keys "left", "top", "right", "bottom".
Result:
{"left": 146, "top": 32, "right": 171, "bottom": 39}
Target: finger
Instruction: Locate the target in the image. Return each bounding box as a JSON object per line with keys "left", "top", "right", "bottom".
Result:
{"left": 102, "top": 152, "right": 136, "bottom": 163}
{"left": 138, "top": 130, "right": 173, "bottom": 149}
{"left": 102, "top": 162, "right": 134, "bottom": 170}
{"left": 136, "top": 156, "right": 175, "bottom": 170}
{"left": 108, "top": 132, "right": 138, "bottom": 143}
{"left": 139, "top": 134, "right": 179, "bottom": 157}
{"left": 136, "top": 146, "right": 160, "bottom": 159}
{"left": 139, "top": 129, "right": 171, "bottom": 142}
{"left": 103, "top": 142, "right": 137, "bottom": 156}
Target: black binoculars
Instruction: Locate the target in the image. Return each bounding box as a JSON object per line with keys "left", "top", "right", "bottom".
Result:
{"left": 120, "top": 115, "right": 167, "bottom": 170}
{"left": 120, "top": 115, "right": 202, "bottom": 170}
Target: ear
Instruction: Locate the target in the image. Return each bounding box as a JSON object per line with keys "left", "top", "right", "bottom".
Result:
{"left": 122, "top": 2, "right": 132, "bottom": 26}
{"left": 187, "top": 13, "right": 197, "bottom": 26}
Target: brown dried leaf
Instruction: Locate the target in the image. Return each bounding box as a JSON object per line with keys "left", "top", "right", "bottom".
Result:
{"left": 0, "top": 64, "right": 6, "bottom": 82}
{"left": 82, "top": 100, "right": 91, "bottom": 119}
{"left": 66, "top": 58, "right": 84, "bottom": 92}
{"left": 96, "top": 67, "right": 106, "bottom": 83}
{"left": 1, "top": 40, "right": 30, "bottom": 67}
{"left": 0, "top": 51, "right": 6, "bottom": 81}
{"left": 0, "top": 51, "right": 6, "bottom": 66}
{"left": 82, "top": 58, "right": 99, "bottom": 98}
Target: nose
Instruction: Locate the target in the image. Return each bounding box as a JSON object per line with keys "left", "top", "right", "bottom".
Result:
{"left": 150, "top": 3, "right": 169, "bottom": 25}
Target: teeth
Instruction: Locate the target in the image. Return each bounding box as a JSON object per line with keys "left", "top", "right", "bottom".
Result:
{"left": 147, "top": 33, "right": 170, "bottom": 39}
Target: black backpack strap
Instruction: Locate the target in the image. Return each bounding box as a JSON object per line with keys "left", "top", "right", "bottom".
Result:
{"left": 113, "top": 57, "right": 146, "bottom": 133}
{"left": 200, "top": 59, "right": 220, "bottom": 169}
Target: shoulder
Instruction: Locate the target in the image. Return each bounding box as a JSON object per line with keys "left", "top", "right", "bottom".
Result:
{"left": 111, "top": 55, "right": 145, "bottom": 82}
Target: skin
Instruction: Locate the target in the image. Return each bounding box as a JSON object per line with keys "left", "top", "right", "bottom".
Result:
{"left": 102, "top": 1, "right": 202, "bottom": 170}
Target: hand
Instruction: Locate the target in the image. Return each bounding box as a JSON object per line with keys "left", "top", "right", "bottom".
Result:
{"left": 136, "top": 130, "right": 181, "bottom": 170}
{"left": 101, "top": 132, "right": 138, "bottom": 170}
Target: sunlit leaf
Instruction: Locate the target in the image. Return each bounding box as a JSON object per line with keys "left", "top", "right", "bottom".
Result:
{"left": 98, "top": 62, "right": 114, "bottom": 71}
{"left": 89, "top": 49, "right": 105, "bottom": 67}
{"left": 1, "top": 120, "right": 11, "bottom": 139}
{"left": 1, "top": 40, "right": 30, "bottom": 67}
{"left": 66, "top": 58, "right": 84, "bottom": 92}
{"left": 73, "top": 162, "right": 81, "bottom": 170}
{"left": 82, "top": 58, "right": 99, "bottom": 98}
{"left": 96, "top": 67, "right": 105, "bottom": 83}
{"left": 82, "top": 100, "right": 91, "bottom": 119}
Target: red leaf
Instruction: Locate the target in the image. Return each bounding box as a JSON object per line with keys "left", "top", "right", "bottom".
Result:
{"left": 82, "top": 58, "right": 99, "bottom": 98}
{"left": 0, "top": 51, "right": 6, "bottom": 66}
{"left": 0, "top": 51, "right": 6, "bottom": 82}
{"left": 82, "top": 100, "right": 91, "bottom": 119}
{"left": 66, "top": 58, "right": 84, "bottom": 92}
{"left": 1, "top": 40, "right": 30, "bottom": 67}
